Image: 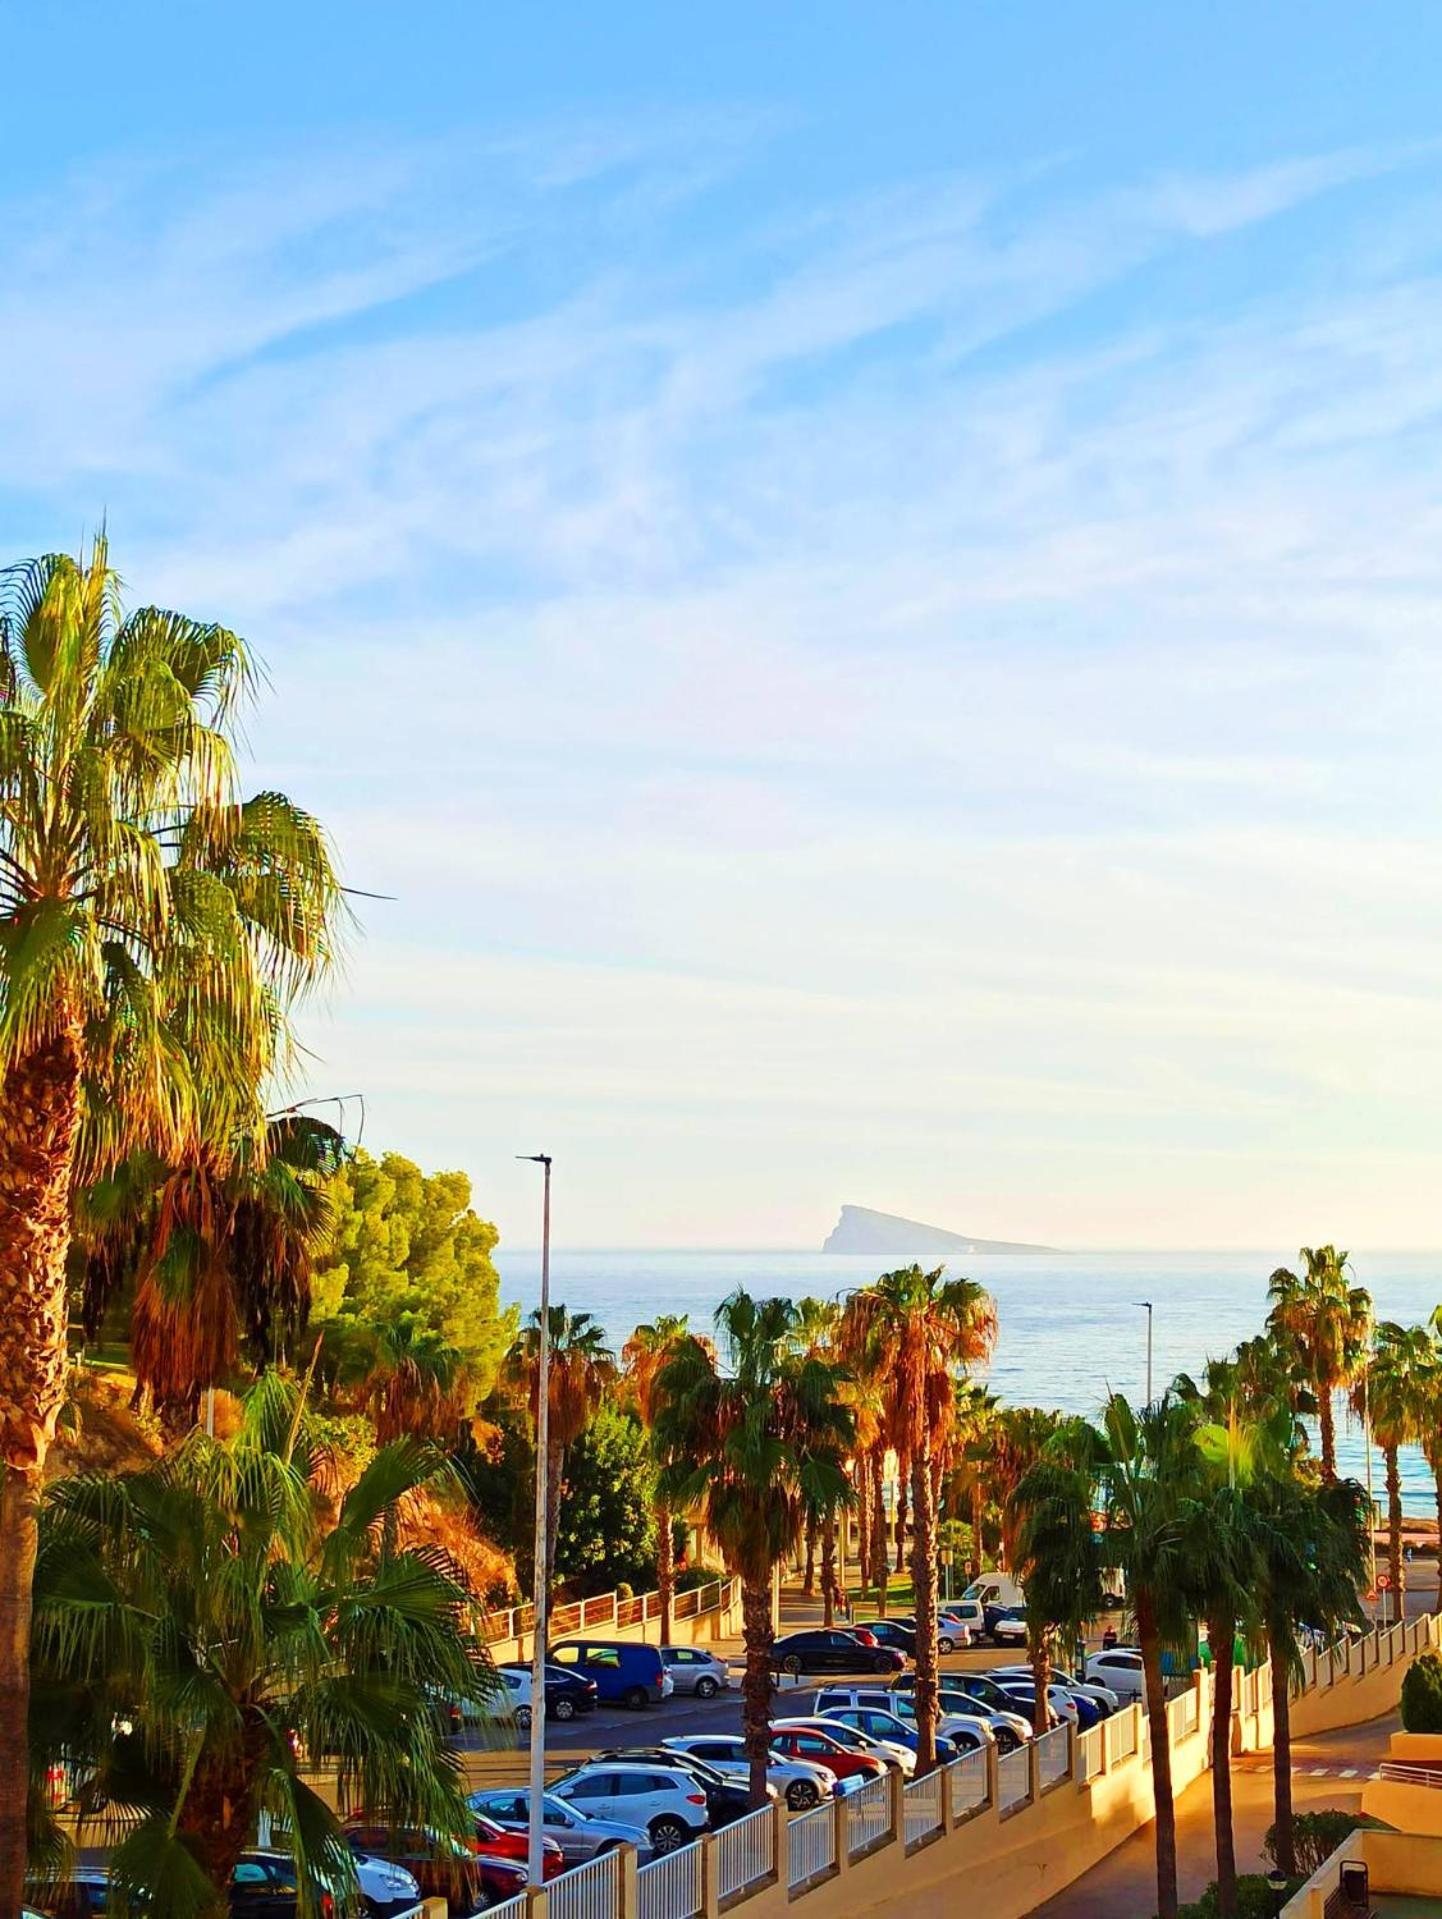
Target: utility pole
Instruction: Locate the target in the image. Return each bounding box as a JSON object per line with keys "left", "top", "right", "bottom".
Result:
{"left": 518, "top": 1154, "right": 553, "bottom": 1888}
{"left": 1138, "top": 1301, "right": 1154, "bottom": 1404}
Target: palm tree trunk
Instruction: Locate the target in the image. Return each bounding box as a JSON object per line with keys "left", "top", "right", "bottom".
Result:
{"left": 180, "top": 1723, "right": 271, "bottom": 1902}
{"left": 0, "top": 1024, "right": 84, "bottom": 1919}
{"left": 1387, "top": 1444, "right": 1404, "bottom": 1622}
{"left": 1432, "top": 1454, "right": 1442, "bottom": 1568}
{"left": 909, "top": 1446, "right": 939, "bottom": 1774}
{"left": 802, "top": 1514, "right": 817, "bottom": 1595}
{"left": 970, "top": 1481, "right": 984, "bottom": 1579}
{"left": 657, "top": 1498, "right": 675, "bottom": 1644}
{"left": 869, "top": 1447, "right": 888, "bottom": 1610}
{"left": 1268, "top": 1619, "right": 1296, "bottom": 1878}
{"left": 1318, "top": 1385, "right": 1337, "bottom": 1482}
{"left": 740, "top": 1577, "right": 775, "bottom": 1808}
{"left": 1137, "top": 1588, "right": 1178, "bottom": 1919}
{"left": 1029, "top": 1626, "right": 1052, "bottom": 1736}
{"left": 821, "top": 1511, "right": 837, "bottom": 1628}
{"left": 855, "top": 1462, "right": 871, "bottom": 1597}
{"left": 894, "top": 1476, "right": 908, "bottom": 1577}
{"left": 1208, "top": 1609, "right": 1238, "bottom": 1919}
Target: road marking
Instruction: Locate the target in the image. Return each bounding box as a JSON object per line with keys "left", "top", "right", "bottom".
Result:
{"left": 1309, "top": 1767, "right": 1328, "bottom": 1775}
{"left": 1339, "top": 1769, "right": 1358, "bottom": 1778}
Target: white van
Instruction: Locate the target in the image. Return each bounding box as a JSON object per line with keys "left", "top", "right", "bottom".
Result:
{"left": 960, "top": 1573, "right": 1024, "bottom": 1611}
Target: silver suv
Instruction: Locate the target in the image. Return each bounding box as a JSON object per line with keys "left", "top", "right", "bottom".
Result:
{"left": 551, "top": 1761, "right": 711, "bottom": 1853}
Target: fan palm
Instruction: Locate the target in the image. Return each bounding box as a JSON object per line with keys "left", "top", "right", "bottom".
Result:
{"left": 788, "top": 1299, "right": 845, "bottom": 1624}
{"left": 839, "top": 1266, "right": 996, "bottom": 1772}
{"left": 1352, "top": 1321, "right": 1430, "bottom": 1620}
{"left": 1266, "top": 1247, "right": 1372, "bottom": 1480}
{"left": 0, "top": 541, "right": 343, "bottom": 1909}
{"left": 511, "top": 1307, "right": 617, "bottom": 1608}
{"left": 622, "top": 1313, "right": 702, "bottom": 1643}
{"left": 27, "top": 1371, "right": 499, "bottom": 1917}
{"left": 1009, "top": 1418, "right": 1105, "bottom": 1735}
{"left": 651, "top": 1291, "right": 853, "bottom": 1806}
{"left": 948, "top": 1383, "right": 1000, "bottom": 1580}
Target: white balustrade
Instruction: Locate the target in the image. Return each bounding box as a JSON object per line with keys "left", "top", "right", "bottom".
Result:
{"left": 903, "top": 1768, "right": 943, "bottom": 1847}
{"left": 845, "top": 1774, "right": 893, "bottom": 1858}
{"left": 638, "top": 1837, "right": 705, "bottom": 1919}
{"left": 788, "top": 1802, "right": 839, "bottom": 1889}
{"left": 997, "top": 1744, "right": 1031, "bottom": 1812}
{"left": 1037, "top": 1723, "right": 1071, "bottom": 1791}
{"left": 716, "top": 1805, "right": 776, "bottom": 1901}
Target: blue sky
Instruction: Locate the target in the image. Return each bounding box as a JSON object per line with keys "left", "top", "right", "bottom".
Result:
{"left": 6, "top": 3, "right": 1442, "bottom": 1248}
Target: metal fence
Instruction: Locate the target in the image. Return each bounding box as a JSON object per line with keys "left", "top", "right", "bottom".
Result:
{"left": 715, "top": 1806, "right": 775, "bottom": 1902}
{"left": 1077, "top": 1723, "right": 1104, "bottom": 1782}
{"left": 480, "top": 1895, "right": 527, "bottom": 1919}
{"left": 948, "top": 1747, "right": 990, "bottom": 1819}
{"left": 638, "top": 1839, "right": 705, "bottom": 1919}
{"left": 903, "top": 1768, "right": 944, "bottom": 1849}
{"left": 479, "top": 1576, "right": 738, "bottom": 1647}
{"left": 997, "top": 1744, "right": 1032, "bottom": 1814}
{"left": 549, "top": 1849, "right": 624, "bottom": 1919}
{"left": 1110, "top": 1708, "right": 1139, "bottom": 1766}
{"left": 1037, "top": 1723, "right": 1071, "bottom": 1792}
{"left": 788, "top": 1802, "right": 838, "bottom": 1890}
{"left": 845, "top": 1774, "right": 893, "bottom": 1859}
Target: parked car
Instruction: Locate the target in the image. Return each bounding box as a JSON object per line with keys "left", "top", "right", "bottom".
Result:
{"left": 989, "top": 1663, "right": 1119, "bottom": 1716}
{"left": 1085, "top": 1648, "right": 1147, "bottom": 1701}
{"left": 343, "top": 1822, "right": 489, "bottom": 1910}
{"left": 816, "top": 1702, "right": 986, "bottom": 1764}
{"left": 986, "top": 1606, "right": 1029, "bottom": 1646}
{"left": 774, "top": 1715, "right": 916, "bottom": 1776}
{"left": 550, "top": 1760, "right": 712, "bottom": 1852}
{"left": 852, "top": 1619, "right": 916, "bottom": 1657}
{"left": 961, "top": 1573, "right": 1024, "bottom": 1611}
{"left": 549, "top": 1639, "right": 673, "bottom": 1708}
{"left": 770, "top": 1628, "right": 904, "bottom": 1676}
{"left": 467, "top": 1787, "right": 654, "bottom": 1865}
{"left": 936, "top": 1600, "right": 986, "bottom": 1642}
{"left": 887, "top": 1675, "right": 1031, "bottom": 1749}
{"left": 990, "top": 1677, "right": 1094, "bottom": 1728}
{"left": 769, "top": 1722, "right": 890, "bottom": 1785}
{"left": 596, "top": 1745, "right": 771, "bottom": 1825}
{"left": 659, "top": 1645, "right": 731, "bottom": 1698}
{"left": 895, "top": 1613, "right": 969, "bottom": 1653}
{"left": 811, "top": 1686, "right": 1007, "bottom": 1754}
{"left": 25, "top": 1857, "right": 424, "bottom": 1919}
{"left": 662, "top": 1733, "right": 837, "bottom": 1808}
{"left": 496, "top": 1661, "right": 599, "bottom": 1727}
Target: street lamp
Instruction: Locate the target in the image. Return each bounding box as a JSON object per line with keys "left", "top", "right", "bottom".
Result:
{"left": 1137, "top": 1301, "right": 1154, "bottom": 1404}
{"left": 518, "top": 1153, "right": 553, "bottom": 1889}
{"left": 1266, "top": 1867, "right": 1288, "bottom": 1916}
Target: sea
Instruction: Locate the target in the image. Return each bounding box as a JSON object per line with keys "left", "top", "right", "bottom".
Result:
{"left": 492, "top": 1247, "right": 1442, "bottom": 1517}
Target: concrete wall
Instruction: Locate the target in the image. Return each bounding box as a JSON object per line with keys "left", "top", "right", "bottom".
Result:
{"left": 1282, "top": 1828, "right": 1442, "bottom": 1917}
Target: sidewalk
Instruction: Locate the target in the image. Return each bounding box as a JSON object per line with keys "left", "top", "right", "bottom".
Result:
{"left": 1034, "top": 1711, "right": 1401, "bottom": 1918}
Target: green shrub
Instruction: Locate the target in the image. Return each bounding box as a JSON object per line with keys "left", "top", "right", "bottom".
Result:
{"left": 1264, "top": 1809, "right": 1387, "bottom": 1876}
{"left": 1173, "top": 1874, "right": 1300, "bottom": 1918}
{"left": 1401, "top": 1650, "right": 1442, "bottom": 1732}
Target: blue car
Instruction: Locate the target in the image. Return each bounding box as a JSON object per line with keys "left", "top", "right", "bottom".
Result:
{"left": 549, "top": 1639, "right": 672, "bottom": 1708}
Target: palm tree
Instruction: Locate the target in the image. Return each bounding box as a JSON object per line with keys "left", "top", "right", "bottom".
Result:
{"left": 788, "top": 1299, "right": 846, "bottom": 1624}
{"left": 839, "top": 1266, "right": 996, "bottom": 1772}
{"left": 1420, "top": 1310, "right": 1442, "bottom": 1547}
{"left": 1009, "top": 1418, "right": 1105, "bottom": 1735}
{"left": 1251, "top": 1469, "right": 1368, "bottom": 1876}
{"left": 511, "top": 1307, "right": 617, "bottom": 1607}
{"left": 1094, "top": 1394, "right": 1200, "bottom": 1919}
{"left": 651, "top": 1291, "right": 853, "bottom": 1806}
{"left": 622, "top": 1313, "right": 702, "bottom": 1644}
{"left": 0, "top": 541, "right": 343, "bottom": 1910}
{"left": 28, "top": 1372, "right": 497, "bottom": 1916}
{"left": 949, "top": 1383, "right": 1000, "bottom": 1580}
{"left": 1267, "top": 1247, "right": 1372, "bottom": 1480}
{"left": 1353, "top": 1321, "right": 1430, "bottom": 1621}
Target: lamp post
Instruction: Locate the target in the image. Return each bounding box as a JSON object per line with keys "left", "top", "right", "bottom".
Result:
{"left": 1143, "top": 1299, "right": 1153, "bottom": 1403}
{"left": 1266, "top": 1867, "right": 1288, "bottom": 1916}
{"left": 518, "top": 1153, "right": 553, "bottom": 1889}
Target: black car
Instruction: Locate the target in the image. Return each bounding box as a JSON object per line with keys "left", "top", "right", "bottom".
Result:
{"left": 853, "top": 1619, "right": 916, "bottom": 1657}
{"left": 597, "top": 1746, "right": 755, "bottom": 1828}
{"left": 26, "top": 1859, "right": 350, "bottom": 1919}
{"left": 769, "top": 1629, "right": 904, "bottom": 1676}
{"left": 499, "top": 1660, "right": 600, "bottom": 1720}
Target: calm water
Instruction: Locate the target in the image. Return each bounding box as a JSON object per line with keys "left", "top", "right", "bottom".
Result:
{"left": 493, "top": 1247, "right": 1442, "bottom": 1515}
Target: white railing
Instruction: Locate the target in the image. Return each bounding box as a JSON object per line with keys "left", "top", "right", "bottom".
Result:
{"left": 1172, "top": 1687, "right": 1199, "bottom": 1738}
{"left": 947, "top": 1747, "right": 989, "bottom": 1818}
{"left": 480, "top": 1895, "right": 527, "bottom": 1919}
{"left": 788, "top": 1802, "right": 838, "bottom": 1889}
{"left": 479, "top": 1575, "right": 739, "bottom": 1647}
{"left": 1110, "top": 1708, "right": 1139, "bottom": 1765}
{"left": 548, "top": 1848, "right": 623, "bottom": 1919}
{"left": 638, "top": 1837, "right": 705, "bottom": 1919}
{"left": 903, "top": 1768, "right": 943, "bottom": 1848}
{"left": 845, "top": 1774, "right": 892, "bottom": 1859}
{"left": 1379, "top": 1760, "right": 1442, "bottom": 1788}
{"left": 1037, "top": 1723, "right": 1071, "bottom": 1792}
{"left": 716, "top": 1805, "right": 775, "bottom": 1902}
{"left": 997, "top": 1744, "right": 1031, "bottom": 1813}
{"left": 1077, "top": 1722, "right": 1104, "bottom": 1782}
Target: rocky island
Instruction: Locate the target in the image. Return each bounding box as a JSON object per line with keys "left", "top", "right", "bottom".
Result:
{"left": 822, "top": 1204, "right": 1057, "bottom": 1256}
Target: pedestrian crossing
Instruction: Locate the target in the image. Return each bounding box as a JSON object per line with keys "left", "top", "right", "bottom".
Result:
{"left": 1233, "top": 1757, "right": 1380, "bottom": 1780}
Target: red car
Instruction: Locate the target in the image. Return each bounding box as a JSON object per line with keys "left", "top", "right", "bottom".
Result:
{"left": 847, "top": 1627, "right": 879, "bottom": 1648}
{"left": 770, "top": 1724, "right": 888, "bottom": 1783}
{"left": 342, "top": 1815, "right": 563, "bottom": 1908}
{"left": 473, "top": 1811, "right": 564, "bottom": 1876}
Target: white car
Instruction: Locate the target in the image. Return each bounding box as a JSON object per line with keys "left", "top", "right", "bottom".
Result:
{"left": 551, "top": 1760, "right": 711, "bottom": 1853}
{"left": 897, "top": 1612, "right": 973, "bottom": 1653}
{"left": 989, "top": 1678, "right": 1081, "bottom": 1724}
{"left": 989, "top": 1663, "right": 1120, "bottom": 1715}
{"left": 659, "top": 1646, "right": 732, "bottom": 1698}
{"left": 1086, "top": 1648, "right": 1147, "bottom": 1701}
{"left": 987, "top": 1609, "right": 1029, "bottom": 1646}
{"left": 809, "top": 1687, "right": 998, "bottom": 1753}
{"left": 662, "top": 1734, "right": 837, "bottom": 1809}
{"left": 774, "top": 1716, "right": 916, "bottom": 1777}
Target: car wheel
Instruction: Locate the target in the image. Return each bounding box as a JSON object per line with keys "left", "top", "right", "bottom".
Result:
{"left": 783, "top": 1654, "right": 803, "bottom": 1676}
{"left": 623, "top": 1684, "right": 649, "bottom": 1710}
{"left": 650, "top": 1816, "right": 690, "bottom": 1853}
{"left": 937, "top": 1636, "right": 953, "bottom": 1656}
{"left": 553, "top": 1696, "right": 576, "bottom": 1721}
{"left": 871, "top": 1654, "right": 894, "bottom": 1674}
{"left": 694, "top": 1676, "right": 718, "bottom": 1700}
{"left": 515, "top": 1704, "right": 532, "bottom": 1731}
{"left": 786, "top": 1780, "right": 820, "bottom": 1810}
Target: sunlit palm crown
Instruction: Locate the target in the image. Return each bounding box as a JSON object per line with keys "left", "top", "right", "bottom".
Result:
{"left": 0, "top": 540, "right": 344, "bottom": 1179}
